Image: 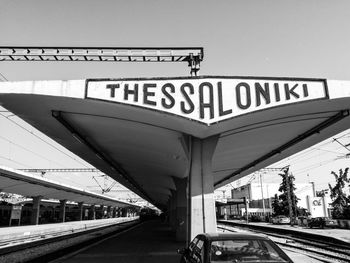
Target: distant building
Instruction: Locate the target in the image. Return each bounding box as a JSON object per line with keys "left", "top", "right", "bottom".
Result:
{"left": 215, "top": 170, "right": 338, "bottom": 219}
{"left": 231, "top": 182, "right": 314, "bottom": 208}
{"left": 228, "top": 181, "right": 334, "bottom": 218}
{"left": 214, "top": 185, "right": 233, "bottom": 201}
{"left": 306, "top": 193, "right": 333, "bottom": 218}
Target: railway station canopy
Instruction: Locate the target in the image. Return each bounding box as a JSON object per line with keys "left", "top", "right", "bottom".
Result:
{"left": 0, "top": 165, "right": 138, "bottom": 208}
{"left": 0, "top": 76, "right": 350, "bottom": 210}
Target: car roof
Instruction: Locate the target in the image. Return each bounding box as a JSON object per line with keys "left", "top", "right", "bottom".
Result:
{"left": 197, "top": 232, "right": 269, "bottom": 241}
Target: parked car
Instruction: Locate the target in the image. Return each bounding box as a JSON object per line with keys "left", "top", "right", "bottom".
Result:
{"left": 249, "top": 215, "right": 263, "bottom": 222}
{"left": 178, "top": 232, "right": 293, "bottom": 263}
{"left": 308, "top": 217, "right": 338, "bottom": 228}
{"left": 272, "top": 215, "right": 290, "bottom": 224}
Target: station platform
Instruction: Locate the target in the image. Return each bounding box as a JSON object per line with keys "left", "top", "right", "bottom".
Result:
{"left": 0, "top": 217, "right": 137, "bottom": 244}
{"left": 218, "top": 220, "right": 350, "bottom": 245}
{"left": 0, "top": 217, "right": 139, "bottom": 263}
{"left": 51, "top": 219, "right": 184, "bottom": 263}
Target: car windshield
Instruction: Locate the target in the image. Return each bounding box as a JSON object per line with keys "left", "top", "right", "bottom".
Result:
{"left": 210, "top": 239, "right": 289, "bottom": 263}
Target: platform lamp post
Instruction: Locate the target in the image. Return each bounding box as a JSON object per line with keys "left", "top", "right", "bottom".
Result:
{"left": 259, "top": 173, "right": 266, "bottom": 220}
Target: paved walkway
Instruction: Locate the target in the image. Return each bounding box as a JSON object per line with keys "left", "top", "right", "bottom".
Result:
{"left": 52, "top": 220, "right": 185, "bottom": 263}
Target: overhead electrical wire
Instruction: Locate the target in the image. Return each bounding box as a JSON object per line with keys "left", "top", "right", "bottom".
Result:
{"left": 292, "top": 156, "right": 339, "bottom": 175}
{"left": 0, "top": 134, "right": 67, "bottom": 168}
{"left": 0, "top": 113, "right": 91, "bottom": 168}
{"left": 0, "top": 72, "right": 8, "bottom": 81}
{"left": 0, "top": 113, "right": 112, "bottom": 192}
{"left": 246, "top": 131, "right": 350, "bottom": 189}
{"left": 0, "top": 155, "right": 35, "bottom": 168}
{"left": 273, "top": 139, "right": 348, "bottom": 170}
{"left": 335, "top": 130, "right": 350, "bottom": 139}
{"left": 310, "top": 147, "right": 345, "bottom": 155}
{"left": 0, "top": 73, "right": 104, "bottom": 190}
{"left": 275, "top": 141, "right": 336, "bottom": 165}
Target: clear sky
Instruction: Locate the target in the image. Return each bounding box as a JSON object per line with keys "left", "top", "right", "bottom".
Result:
{"left": 0, "top": 0, "right": 350, "bottom": 195}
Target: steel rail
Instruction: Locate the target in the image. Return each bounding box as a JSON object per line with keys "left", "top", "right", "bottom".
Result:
{"left": 217, "top": 224, "right": 350, "bottom": 263}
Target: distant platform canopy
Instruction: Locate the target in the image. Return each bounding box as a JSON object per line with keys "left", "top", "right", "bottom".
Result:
{"left": 0, "top": 166, "right": 139, "bottom": 208}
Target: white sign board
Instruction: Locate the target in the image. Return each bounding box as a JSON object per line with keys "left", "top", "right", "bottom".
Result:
{"left": 10, "top": 205, "right": 22, "bottom": 220}
{"left": 10, "top": 205, "right": 22, "bottom": 226}
{"left": 86, "top": 77, "right": 327, "bottom": 125}
{"left": 310, "top": 197, "right": 327, "bottom": 217}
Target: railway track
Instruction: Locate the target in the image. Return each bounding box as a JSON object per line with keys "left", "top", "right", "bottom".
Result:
{"left": 217, "top": 224, "right": 350, "bottom": 263}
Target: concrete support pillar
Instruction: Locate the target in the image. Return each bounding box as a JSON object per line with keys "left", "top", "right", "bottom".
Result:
{"left": 59, "top": 199, "right": 67, "bottom": 222}
{"left": 166, "top": 201, "right": 171, "bottom": 223}
{"left": 78, "top": 202, "right": 84, "bottom": 221}
{"left": 30, "top": 196, "right": 42, "bottom": 225}
{"left": 107, "top": 206, "right": 112, "bottom": 218}
{"left": 102, "top": 206, "right": 107, "bottom": 218}
{"left": 90, "top": 205, "right": 96, "bottom": 220}
{"left": 244, "top": 197, "right": 249, "bottom": 223}
{"left": 174, "top": 177, "right": 187, "bottom": 241}
{"left": 189, "top": 136, "right": 218, "bottom": 241}
{"left": 169, "top": 191, "right": 177, "bottom": 231}
{"left": 223, "top": 207, "right": 227, "bottom": 220}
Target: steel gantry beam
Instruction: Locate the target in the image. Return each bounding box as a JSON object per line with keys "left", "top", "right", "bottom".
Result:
{"left": 19, "top": 168, "right": 100, "bottom": 173}
{"left": 0, "top": 46, "right": 204, "bottom": 76}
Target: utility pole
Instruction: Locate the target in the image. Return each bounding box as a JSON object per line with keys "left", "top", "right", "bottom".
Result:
{"left": 285, "top": 169, "right": 294, "bottom": 226}
{"left": 290, "top": 173, "right": 298, "bottom": 219}
{"left": 259, "top": 173, "right": 266, "bottom": 220}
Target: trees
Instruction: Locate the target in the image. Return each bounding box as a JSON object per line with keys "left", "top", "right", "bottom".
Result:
{"left": 271, "top": 167, "right": 300, "bottom": 218}
{"left": 328, "top": 167, "right": 350, "bottom": 219}
{"left": 271, "top": 193, "right": 282, "bottom": 216}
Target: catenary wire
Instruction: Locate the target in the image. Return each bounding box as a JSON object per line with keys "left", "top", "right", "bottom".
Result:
{"left": 0, "top": 155, "right": 35, "bottom": 168}
{"left": 0, "top": 113, "right": 91, "bottom": 168}
{"left": 0, "top": 72, "right": 8, "bottom": 81}
{"left": 0, "top": 135, "right": 67, "bottom": 168}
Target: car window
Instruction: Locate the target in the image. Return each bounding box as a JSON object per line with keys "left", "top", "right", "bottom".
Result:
{"left": 192, "top": 238, "right": 204, "bottom": 263}
{"left": 196, "top": 239, "right": 204, "bottom": 250}
{"left": 189, "top": 237, "right": 199, "bottom": 252}
{"left": 262, "top": 241, "right": 289, "bottom": 261}
{"left": 210, "top": 239, "right": 289, "bottom": 263}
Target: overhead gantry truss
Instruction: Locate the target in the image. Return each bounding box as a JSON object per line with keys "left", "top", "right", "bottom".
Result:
{"left": 0, "top": 46, "right": 204, "bottom": 76}
{"left": 19, "top": 168, "right": 100, "bottom": 173}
